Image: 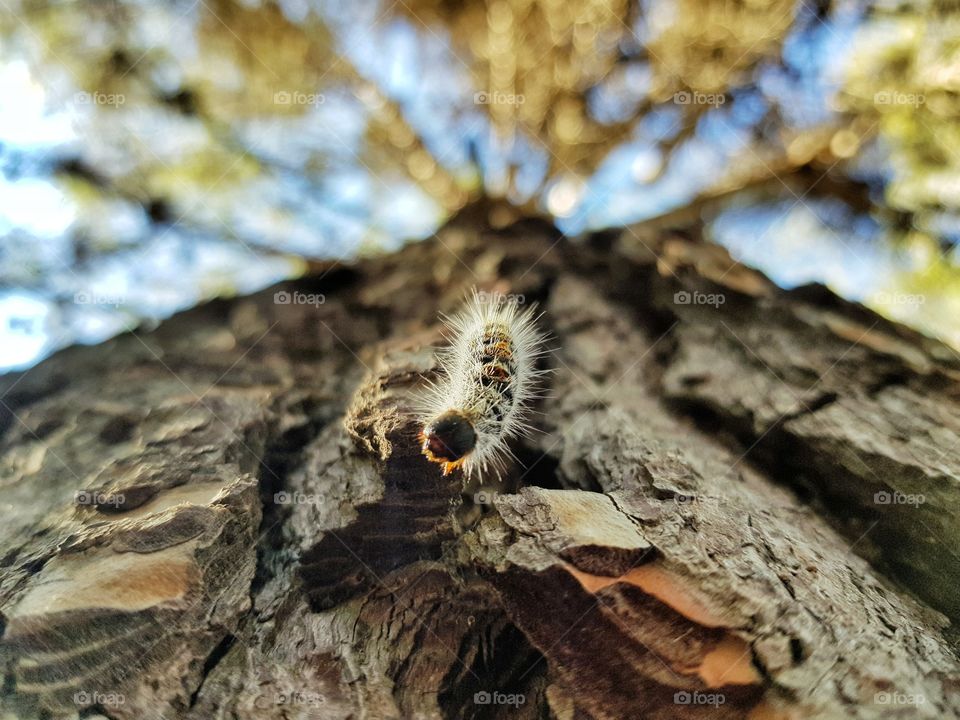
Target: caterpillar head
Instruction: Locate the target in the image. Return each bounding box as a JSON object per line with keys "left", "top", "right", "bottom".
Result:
{"left": 419, "top": 410, "right": 477, "bottom": 476}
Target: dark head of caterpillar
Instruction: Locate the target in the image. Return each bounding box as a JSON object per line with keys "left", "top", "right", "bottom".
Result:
{"left": 420, "top": 410, "right": 477, "bottom": 476}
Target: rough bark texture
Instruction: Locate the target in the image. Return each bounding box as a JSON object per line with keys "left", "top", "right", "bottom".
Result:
{"left": 1, "top": 207, "right": 959, "bottom": 719}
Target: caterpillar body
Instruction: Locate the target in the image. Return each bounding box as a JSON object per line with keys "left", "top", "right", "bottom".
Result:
{"left": 419, "top": 292, "right": 548, "bottom": 478}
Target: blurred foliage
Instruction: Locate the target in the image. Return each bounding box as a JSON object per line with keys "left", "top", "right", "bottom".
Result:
{"left": 837, "top": 1, "right": 960, "bottom": 345}
{"left": 0, "top": 0, "right": 959, "bottom": 368}
{"left": 842, "top": 5, "right": 960, "bottom": 220}
{"left": 399, "top": 0, "right": 640, "bottom": 177}
{"left": 646, "top": 0, "right": 796, "bottom": 94}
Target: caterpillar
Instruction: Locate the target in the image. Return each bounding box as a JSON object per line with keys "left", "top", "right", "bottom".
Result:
{"left": 418, "top": 291, "right": 548, "bottom": 478}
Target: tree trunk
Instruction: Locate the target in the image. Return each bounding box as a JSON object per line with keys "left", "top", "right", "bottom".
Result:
{"left": 1, "top": 206, "right": 958, "bottom": 719}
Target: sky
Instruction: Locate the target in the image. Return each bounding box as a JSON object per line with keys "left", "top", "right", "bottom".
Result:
{"left": 1, "top": 0, "right": 957, "bottom": 372}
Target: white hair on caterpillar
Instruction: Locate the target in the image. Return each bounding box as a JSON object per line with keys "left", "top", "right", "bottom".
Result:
{"left": 418, "top": 289, "right": 550, "bottom": 479}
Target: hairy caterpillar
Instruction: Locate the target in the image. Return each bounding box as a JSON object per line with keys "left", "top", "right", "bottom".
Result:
{"left": 418, "top": 291, "right": 548, "bottom": 478}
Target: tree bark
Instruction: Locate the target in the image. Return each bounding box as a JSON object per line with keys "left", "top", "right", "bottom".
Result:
{"left": 1, "top": 207, "right": 958, "bottom": 719}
